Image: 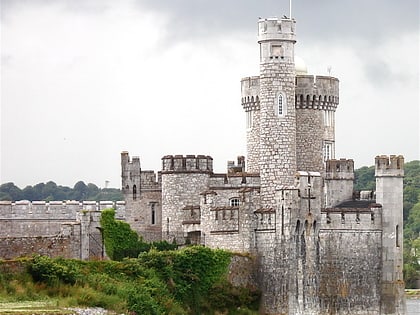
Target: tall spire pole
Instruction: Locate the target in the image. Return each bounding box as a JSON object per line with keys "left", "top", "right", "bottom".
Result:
{"left": 289, "top": 0, "right": 292, "bottom": 18}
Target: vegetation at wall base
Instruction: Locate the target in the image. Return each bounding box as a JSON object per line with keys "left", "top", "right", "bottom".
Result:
{"left": 100, "top": 208, "right": 177, "bottom": 260}
{"left": 0, "top": 254, "right": 260, "bottom": 315}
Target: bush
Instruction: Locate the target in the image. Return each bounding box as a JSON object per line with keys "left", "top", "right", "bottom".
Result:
{"left": 29, "top": 256, "right": 78, "bottom": 285}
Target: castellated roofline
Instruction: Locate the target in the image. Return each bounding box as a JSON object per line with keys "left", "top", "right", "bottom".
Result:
{"left": 240, "top": 74, "right": 340, "bottom": 111}
{"left": 257, "top": 17, "right": 296, "bottom": 43}
{"left": 375, "top": 155, "right": 404, "bottom": 177}
{"left": 161, "top": 154, "right": 213, "bottom": 173}
{"left": 325, "top": 159, "right": 354, "bottom": 180}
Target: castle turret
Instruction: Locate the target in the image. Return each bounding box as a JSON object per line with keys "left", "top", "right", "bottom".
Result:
{"left": 375, "top": 155, "right": 406, "bottom": 315}
{"left": 258, "top": 17, "right": 297, "bottom": 206}
{"left": 161, "top": 155, "right": 213, "bottom": 244}
{"left": 325, "top": 159, "right": 354, "bottom": 207}
{"left": 121, "top": 151, "right": 141, "bottom": 200}
{"left": 295, "top": 75, "right": 339, "bottom": 172}
{"left": 121, "top": 152, "right": 162, "bottom": 242}
{"left": 241, "top": 76, "right": 260, "bottom": 173}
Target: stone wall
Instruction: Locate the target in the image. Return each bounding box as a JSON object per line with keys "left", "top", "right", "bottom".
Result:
{"left": 319, "top": 230, "right": 382, "bottom": 315}
{"left": 0, "top": 223, "right": 81, "bottom": 260}
{"left": 0, "top": 202, "right": 119, "bottom": 260}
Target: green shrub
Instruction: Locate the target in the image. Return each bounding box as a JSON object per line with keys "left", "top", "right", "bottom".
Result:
{"left": 29, "top": 256, "right": 78, "bottom": 285}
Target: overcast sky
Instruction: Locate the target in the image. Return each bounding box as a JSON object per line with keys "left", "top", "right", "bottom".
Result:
{"left": 1, "top": 0, "right": 419, "bottom": 189}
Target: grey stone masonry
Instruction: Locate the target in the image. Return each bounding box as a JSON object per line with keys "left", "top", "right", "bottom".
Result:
{"left": 258, "top": 18, "right": 297, "bottom": 207}
{"left": 241, "top": 76, "right": 261, "bottom": 173}
{"left": 375, "top": 155, "right": 406, "bottom": 315}
{"left": 295, "top": 75, "right": 339, "bottom": 172}
{"left": 325, "top": 159, "right": 354, "bottom": 208}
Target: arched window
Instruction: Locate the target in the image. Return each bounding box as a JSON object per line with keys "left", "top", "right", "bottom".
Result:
{"left": 229, "top": 198, "right": 240, "bottom": 207}
{"left": 132, "top": 185, "right": 137, "bottom": 200}
{"left": 277, "top": 93, "right": 286, "bottom": 117}
{"left": 278, "top": 94, "right": 284, "bottom": 115}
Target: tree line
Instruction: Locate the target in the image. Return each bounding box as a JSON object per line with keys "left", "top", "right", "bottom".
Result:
{"left": 0, "top": 181, "right": 123, "bottom": 202}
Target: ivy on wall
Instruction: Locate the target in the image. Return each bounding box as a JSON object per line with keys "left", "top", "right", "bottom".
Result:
{"left": 100, "top": 208, "right": 176, "bottom": 261}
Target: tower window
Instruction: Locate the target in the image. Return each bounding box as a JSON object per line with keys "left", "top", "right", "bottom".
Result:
{"left": 276, "top": 93, "right": 286, "bottom": 117}
{"left": 278, "top": 94, "right": 284, "bottom": 116}
{"left": 229, "top": 198, "right": 240, "bottom": 207}
{"left": 151, "top": 203, "right": 156, "bottom": 225}
{"left": 246, "top": 111, "right": 253, "bottom": 129}
{"left": 133, "top": 185, "right": 137, "bottom": 200}
{"left": 323, "top": 141, "right": 333, "bottom": 162}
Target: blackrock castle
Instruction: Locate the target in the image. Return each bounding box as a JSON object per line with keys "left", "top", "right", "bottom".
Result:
{"left": 120, "top": 17, "right": 406, "bottom": 315}
{"left": 0, "top": 16, "right": 405, "bottom": 315}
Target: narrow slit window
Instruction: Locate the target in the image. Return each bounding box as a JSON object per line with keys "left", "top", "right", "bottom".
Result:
{"left": 278, "top": 94, "right": 283, "bottom": 116}
{"left": 151, "top": 203, "right": 156, "bottom": 225}
{"left": 133, "top": 185, "right": 137, "bottom": 200}
{"left": 278, "top": 94, "right": 284, "bottom": 116}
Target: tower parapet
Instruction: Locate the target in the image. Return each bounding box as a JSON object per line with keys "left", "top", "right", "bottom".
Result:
{"left": 325, "top": 159, "right": 354, "bottom": 208}
{"left": 325, "top": 159, "right": 354, "bottom": 180}
{"left": 258, "top": 17, "right": 296, "bottom": 63}
{"left": 375, "top": 155, "right": 404, "bottom": 177}
{"left": 161, "top": 155, "right": 213, "bottom": 173}
{"left": 241, "top": 76, "right": 260, "bottom": 111}
{"left": 295, "top": 75, "right": 339, "bottom": 111}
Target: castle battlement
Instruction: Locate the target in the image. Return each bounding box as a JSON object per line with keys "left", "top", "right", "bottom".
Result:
{"left": 161, "top": 155, "right": 213, "bottom": 173}
{"left": 258, "top": 17, "right": 296, "bottom": 43}
{"left": 0, "top": 200, "right": 125, "bottom": 220}
{"left": 321, "top": 207, "right": 382, "bottom": 230}
{"left": 375, "top": 155, "right": 404, "bottom": 177}
{"left": 295, "top": 75, "right": 339, "bottom": 110}
{"left": 121, "top": 151, "right": 140, "bottom": 169}
{"left": 325, "top": 159, "right": 354, "bottom": 180}
{"left": 241, "top": 76, "right": 260, "bottom": 111}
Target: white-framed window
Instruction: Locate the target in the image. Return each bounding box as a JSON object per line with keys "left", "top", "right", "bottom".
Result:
{"left": 229, "top": 198, "right": 240, "bottom": 207}
{"left": 323, "top": 141, "right": 334, "bottom": 162}
{"left": 246, "top": 111, "right": 253, "bottom": 129}
{"left": 323, "top": 110, "right": 335, "bottom": 127}
{"left": 276, "top": 92, "right": 286, "bottom": 117}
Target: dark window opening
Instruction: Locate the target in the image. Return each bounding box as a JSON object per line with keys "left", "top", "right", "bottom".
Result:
{"left": 133, "top": 185, "right": 137, "bottom": 200}
{"left": 151, "top": 203, "right": 156, "bottom": 225}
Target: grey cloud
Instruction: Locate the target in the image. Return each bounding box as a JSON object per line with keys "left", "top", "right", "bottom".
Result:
{"left": 135, "top": 0, "right": 419, "bottom": 44}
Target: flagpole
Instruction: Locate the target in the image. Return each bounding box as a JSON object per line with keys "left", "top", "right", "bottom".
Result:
{"left": 289, "top": 0, "right": 292, "bottom": 18}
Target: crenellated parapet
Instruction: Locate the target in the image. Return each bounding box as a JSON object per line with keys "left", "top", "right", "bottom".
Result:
{"left": 0, "top": 200, "right": 125, "bottom": 220}
{"left": 241, "top": 76, "right": 260, "bottom": 111}
{"left": 375, "top": 155, "right": 404, "bottom": 177}
{"left": 325, "top": 159, "right": 354, "bottom": 180}
{"left": 295, "top": 75, "right": 339, "bottom": 111}
{"left": 161, "top": 155, "right": 213, "bottom": 173}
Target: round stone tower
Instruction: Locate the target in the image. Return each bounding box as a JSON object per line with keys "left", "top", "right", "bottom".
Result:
{"left": 241, "top": 76, "right": 260, "bottom": 173}
{"left": 257, "top": 17, "right": 297, "bottom": 206}
{"left": 295, "top": 75, "right": 339, "bottom": 172}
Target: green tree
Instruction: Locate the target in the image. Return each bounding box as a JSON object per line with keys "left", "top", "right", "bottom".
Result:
{"left": 72, "top": 181, "right": 89, "bottom": 201}
{"left": 0, "top": 182, "right": 23, "bottom": 200}
{"left": 354, "top": 165, "right": 375, "bottom": 191}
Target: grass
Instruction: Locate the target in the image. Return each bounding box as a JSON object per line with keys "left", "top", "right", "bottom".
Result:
{"left": 406, "top": 289, "right": 420, "bottom": 298}
{"left": 0, "top": 300, "right": 73, "bottom": 314}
